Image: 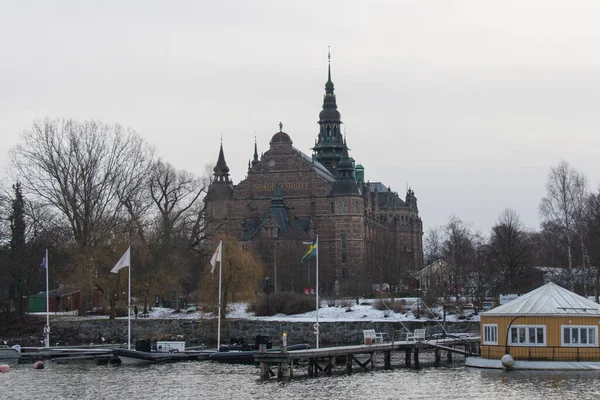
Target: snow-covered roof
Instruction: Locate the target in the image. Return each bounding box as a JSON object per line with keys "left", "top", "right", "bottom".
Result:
{"left": 484, "top": 282, "right": 600, "bottom": 317}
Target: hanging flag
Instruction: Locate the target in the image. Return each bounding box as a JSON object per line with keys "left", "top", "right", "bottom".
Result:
{"left": 301, "top": 239, "right": 318, "bottom": 263}
{"left": 40, "top": 256, "right": 47, "bottom": 272}
{"left": 210, "top": 240, "right": 222, "bottom": 273}
{"left": 111, "top": 247, "right": 131, "bottom": 273}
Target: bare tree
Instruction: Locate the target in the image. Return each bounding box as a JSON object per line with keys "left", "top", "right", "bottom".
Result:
{"left": 424, "top": 226, "right": 443, "bottom": 265}
{"left": 584, "top": 190, "right": 600, "bottom": 300}
{"left": 149, "top": 160, "right": 206, "bottom": 248}
{"left": 10, "top": 119, "right": 154, "bottom": 245}
{"left": 9, "top": 119, "right": 155, "bottom": 314}
{"left": 467, "top": 233, "right": 495, "bottom": 312}
{"left": 539, "top": 161, "right": 588, "bottom": 290}
{"left": 489, "top": 209, "right": 532, "bottom": 292}
{"left": 441, "top": 217, "right": 476, "bottom": 301}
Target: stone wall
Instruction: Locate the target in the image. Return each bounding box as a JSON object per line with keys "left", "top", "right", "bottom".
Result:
{"left": 23, "top": 318, "right": 479, "bottom": 347}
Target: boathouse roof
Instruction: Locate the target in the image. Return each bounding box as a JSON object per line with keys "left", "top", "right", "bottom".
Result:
{"left": 484, "top": 282, "right": 600, "bottom": 317}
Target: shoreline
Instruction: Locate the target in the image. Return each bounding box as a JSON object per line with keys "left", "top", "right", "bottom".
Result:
{"left": 2, "top": 315, "right": 479, "bottom": 348}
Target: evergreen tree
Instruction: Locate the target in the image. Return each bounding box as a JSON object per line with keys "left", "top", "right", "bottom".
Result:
{"left": 9, "top": 182, "right": 27, "bottom": 316}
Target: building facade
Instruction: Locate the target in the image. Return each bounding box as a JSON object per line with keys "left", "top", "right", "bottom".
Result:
{"left": 205, "top": 61, "right": 423, "bottom": 295}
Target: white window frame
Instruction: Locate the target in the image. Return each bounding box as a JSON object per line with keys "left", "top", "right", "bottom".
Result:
{"left": 561, "top": 325, "right": 598, "bottom": 347}
{"left": 483, "top": 324, "right": 498, "bottom": 345}
{"left": 509, "top": 325, "right": 546, "bottom": 346}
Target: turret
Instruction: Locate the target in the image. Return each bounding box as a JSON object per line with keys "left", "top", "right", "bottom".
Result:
{"left": 206, "top": 143, "right": 234, "bottom": 202}
{"left": 355, "top": 164, "right": 364, "bottom": 184}
{"left": 406, "top": 188, "right": 418, "bottom": 212}
{"left": 213, "top": 143, "right": 230, "bottom": 183}
{"left": 331, "top": 139, "right": 360, "bottom": 195}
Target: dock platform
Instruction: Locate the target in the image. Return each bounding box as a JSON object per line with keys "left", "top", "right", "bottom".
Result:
{"left": 254, "top": 336, "right": 480, "bottom": 380}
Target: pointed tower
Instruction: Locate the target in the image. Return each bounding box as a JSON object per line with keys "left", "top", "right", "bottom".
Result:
{"left": 313, "top": 50, "right": 345, "bottom": 173}
{"left": 251, "top": 137, "right": 260, "bottom": 168}
{"left": 207, "top": 143, "right": 234, "bottom": 200}
{"left": 213, "top": 143, "right": 231, "bottom": 183}
{"left": 205, "top": 143, "right": 234, "bottom": 237}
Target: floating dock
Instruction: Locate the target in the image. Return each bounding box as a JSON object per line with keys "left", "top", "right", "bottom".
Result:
{"left": 254, "top": 336, "right": 480, "bottom": 380}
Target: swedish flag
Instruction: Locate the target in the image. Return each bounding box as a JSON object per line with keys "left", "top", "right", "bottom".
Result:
{"left": 301, "top": 240, "right": 318, "bottom": 263}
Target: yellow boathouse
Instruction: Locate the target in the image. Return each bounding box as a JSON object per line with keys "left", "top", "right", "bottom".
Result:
{"left": 466, "top": 282, "right": 600, "bottom": 370}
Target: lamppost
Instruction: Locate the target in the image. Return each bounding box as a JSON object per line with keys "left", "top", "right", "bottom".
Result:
{"left": 416, "top": 278, "right": 420, "bottom": 319}
{"left": 143, "top": 282, "right": 149, "bottom": 315}
{"left": 500, "top": 315, "right": 524, "bottom": 368}
{"left": 273, "top": 241, "right": 277, "bottom": 294}
{"left": 264, "top": 276, "right": 270, "bottom": 314}
{"left": 505, "top": 316, "right": 523, "bottom": 354}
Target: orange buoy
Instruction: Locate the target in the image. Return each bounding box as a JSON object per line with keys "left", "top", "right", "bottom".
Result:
{"left": 0, "top": 364, "right": 10, "bottom": 373}
{"left": 33, "top": 361, "right": 45, "bottom": 369}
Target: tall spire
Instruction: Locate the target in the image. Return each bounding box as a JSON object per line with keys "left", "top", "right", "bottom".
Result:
{"left": 326, "top": 47, "right": 333, "bottom": 92}
{"left": 313, "top": 48, "right": 345, "bottom": 173}
{"left": 213, "top": 143, "right": 230, "bottom": 183}
{"left": 251, "top": 135, "right": 259, "bottom": 167}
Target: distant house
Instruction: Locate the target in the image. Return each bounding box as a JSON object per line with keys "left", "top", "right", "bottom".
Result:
{"left": 27, "top": 285, "right": 103, "bottom": 312}
{"left": 414, "top": 259, "right": 456, "bottom": 295}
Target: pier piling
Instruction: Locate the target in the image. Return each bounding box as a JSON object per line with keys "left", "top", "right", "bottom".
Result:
{"left": 253, "top": 336, "right": 479, "bottom": 381}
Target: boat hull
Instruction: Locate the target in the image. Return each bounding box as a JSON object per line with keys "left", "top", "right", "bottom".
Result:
{"left": 0, "top": 348, "right": 20, "bottom": 365}
{"left": 112, "top": 349, "right": 190, "bottom": 366}
{"left": 466, "top": 357, "right": 600, "bottom": 370}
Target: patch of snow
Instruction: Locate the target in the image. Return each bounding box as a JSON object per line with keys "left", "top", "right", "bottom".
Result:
{"left": 32, "top": 298, "right": 481, "bottom": 323}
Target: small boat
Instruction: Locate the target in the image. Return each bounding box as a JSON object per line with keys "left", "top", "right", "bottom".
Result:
{"left": 209, "top": 343, "right": 310, "bottom": 364}
{"left": 112, "top": 348, "right": 193, "bottom": 366}
{"left": 112, "top": 340, "right": 213, "bottom": 366}
{"left": 0, "top": 345, "right": 21, "bottom": 365}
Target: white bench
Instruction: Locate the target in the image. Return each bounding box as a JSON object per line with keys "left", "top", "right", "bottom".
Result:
{"left": 363, "top": 329, "right": 385, "bottom": 344}
{"left": 405, "top": 328, "right": 426, "bottom": 342}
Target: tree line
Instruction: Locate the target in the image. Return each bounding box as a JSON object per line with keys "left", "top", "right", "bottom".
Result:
{"left": 0, "top": 118, "right": 263, "bottom": 318}
{"left": 422, "top": 161, "right": 600, "bottom": 308}
{"left": 1, "top": 119, "right": 599, "bottom": 318}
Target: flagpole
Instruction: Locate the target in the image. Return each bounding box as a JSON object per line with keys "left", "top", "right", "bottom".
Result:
{"left": 315, "top": 234, "right": 319, "bottom": 349}
{"left": 128, "top": 245, "right": 131, "bottom": 350}
{"left": 217, "top": 239, "right": 223, "bottom": 351}
{"left": 45, "top": 248, "right": 49, "bottom": 349}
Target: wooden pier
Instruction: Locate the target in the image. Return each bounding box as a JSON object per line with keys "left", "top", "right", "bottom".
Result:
{"left": 254, "top": 337, "right": 480, "bottom": 380}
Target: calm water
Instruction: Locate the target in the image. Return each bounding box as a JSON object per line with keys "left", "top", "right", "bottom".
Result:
{"left": 3, "top": 360, "right": 600, "bottom": 400}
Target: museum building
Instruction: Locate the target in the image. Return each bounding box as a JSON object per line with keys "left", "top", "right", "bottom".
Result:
{"left": 205, "top": 60, "right": 423, "bottom": 295}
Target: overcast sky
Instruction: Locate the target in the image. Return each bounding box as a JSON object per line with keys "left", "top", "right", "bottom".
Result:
{"left": 1, "top": 1, "right": 599, "bottom": 236}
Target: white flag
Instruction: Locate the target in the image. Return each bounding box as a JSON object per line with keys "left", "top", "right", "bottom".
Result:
{"left": 111, "top": 247, "right": 131, "bottom": 273}
{"left": 210, "top": 241, "right": 222, "bottom": 273}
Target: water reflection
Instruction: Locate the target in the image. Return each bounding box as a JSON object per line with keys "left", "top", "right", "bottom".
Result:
{"left": 3, "top": 361, "right": 600, "bottom": 400}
